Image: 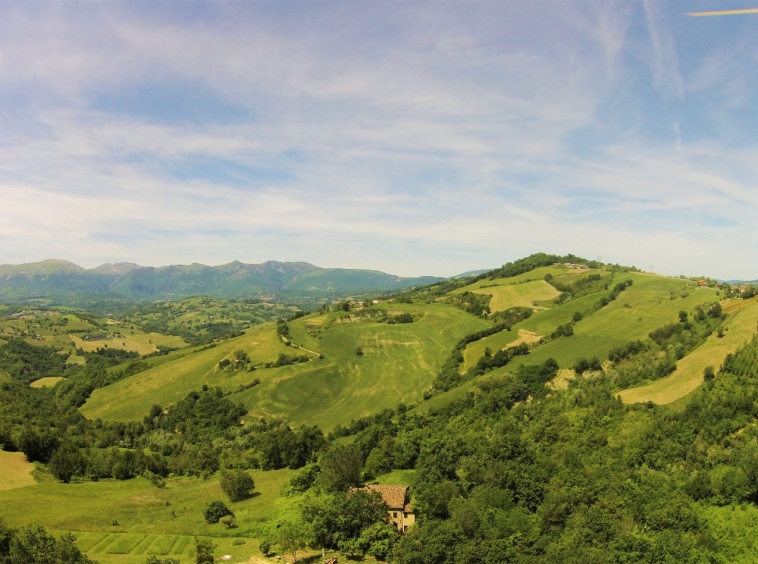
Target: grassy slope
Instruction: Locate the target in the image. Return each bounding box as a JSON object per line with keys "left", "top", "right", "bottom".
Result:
{"left": 0, "top": 470, "right": 295, "bottom": 564}
{"left": 0, "top": 451, "right": 35, "bottom": 491}
{"left": 618, "top": 301, "right": 758, "bottom": 405}
{"left": 228, "top": 304, "right": 488, "bottom": 430}
{"left": 81, "top": 323, "right": 292, "bottom": 422}
{"left": 82, "top": 304, "right": 488, "bottom": 431}
{"left": 470, "top": 280, "right": 560, "bottom": 313}
{"left": 508, "top": 273, "right": 719, "bottom": 369}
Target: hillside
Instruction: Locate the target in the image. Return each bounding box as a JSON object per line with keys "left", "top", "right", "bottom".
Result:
{"left": 0, "top": 259, "right": 444, "bottom": 305}
{"left": 4, "top": 252, "right": 758, "bottom": 564}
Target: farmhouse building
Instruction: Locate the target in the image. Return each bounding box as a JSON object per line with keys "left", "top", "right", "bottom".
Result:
{"left": 358, "top": 485, "right": 415, "bottom": 533}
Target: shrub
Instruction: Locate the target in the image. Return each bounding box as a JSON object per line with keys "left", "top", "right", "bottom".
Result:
{"left": 203, "top": 500, "right": 234, "bottom": 524}
{"left": 220, "top": 470, "right": 255, "bottom": 502}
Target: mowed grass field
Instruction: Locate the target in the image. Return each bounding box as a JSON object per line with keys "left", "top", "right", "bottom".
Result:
{"left": 70, "top": 333, "right": 187, "bottom": 356}
{"left": 0, "top": 469, "right": 295, "bottom": 564}
{"left": 82, "top": 304, "right": 489, "bottom": 431}
{"left": 0, "top": 450, "right": 35, "bottom": 491}
{"left": 30, "top": 376, "right": 66, "bottom": 388}
{"left": 470, "top": 280, "right": 560, "bottom": 313}
{"left": 618, "top": 301, "right": 758, "bottom": 405}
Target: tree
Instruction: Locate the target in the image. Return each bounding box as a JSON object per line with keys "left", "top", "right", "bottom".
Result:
{"left": 203, "top": 501, "right": 233, "bottom": 524}
{"left": 703, "top": 366, "right": 715, "bottom": 381}
{"left": 220, "top": 470, "right": 255, "bottom": 502}
{"left": 220, "top": 515, "right": 236, "bottom": 529}
{"left": 259, "top": 538, "right": 271, "bottom": 556}
{"left": 191, "top": 537, "right": 215, "bottom": 564}
{"left": 278, "top": 521, "right": 306, "bottom": 563}
{"left": 679, "top": 310, "right": 688, "bottom": 323}
{"left": 145, "top": 557, "right": 180, "bottom": 564}
{"left": 48, "top": 442, "right": 83, "bottom": 483}
{"left": 320, "top": 445, "right": 363, "bottom": 492}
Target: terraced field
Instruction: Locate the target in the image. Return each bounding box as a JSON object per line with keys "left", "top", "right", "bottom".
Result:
{"left": 470, "top": 280, "right": 560, "bottom": 313}
{"left": 619, "top": 300, "right": 758, "bottom": 405}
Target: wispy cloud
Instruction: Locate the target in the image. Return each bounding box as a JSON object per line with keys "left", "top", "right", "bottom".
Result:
{"left": 0, "top": 2, "right": 757, "bottom": 279}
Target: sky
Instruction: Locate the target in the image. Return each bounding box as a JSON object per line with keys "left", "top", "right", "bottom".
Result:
{"left": 1, "top": 1, "right": 758, "bottom": 279}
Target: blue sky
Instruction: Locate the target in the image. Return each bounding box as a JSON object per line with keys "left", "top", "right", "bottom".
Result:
{"left": 1, "top": 1, "right": 758, "bottom": 278}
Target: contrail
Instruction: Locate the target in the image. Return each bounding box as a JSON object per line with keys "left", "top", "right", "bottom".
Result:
{"left": 688, "top": 7, "right": 758, "bottom": 16}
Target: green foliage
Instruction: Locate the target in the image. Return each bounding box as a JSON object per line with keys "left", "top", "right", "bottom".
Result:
{"left": 191, "top": 537, "right": 215, "bottom": 564}
{"left": 219, "top": 470, "right": 254, "bottom": 502}
{"left": 202, "top": 500, "right": 233, "bottom": 524}
{"left": 259, "top": 538, "right": 271, "bottom": 556}
{"left": 302, "top": 489, "right": 389, "bottom": 551}
{"left": 0, "top": 338, "right": 67, "bottom": 383}
{"left": 0, "top": 519, "right": 96, "bottom": 564}
{"left": 144, "top": 557, "right": 180, "bottom": 564}
{"left": 320, "top": 444, "right": 363, "bottom": 492}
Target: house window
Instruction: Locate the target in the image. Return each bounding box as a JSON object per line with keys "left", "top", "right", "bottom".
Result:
{"left": 404, "top": 525, "right": 408, "bottom": 532}
{"left": 393, "top": 512, "right": 398, "bottom": 518}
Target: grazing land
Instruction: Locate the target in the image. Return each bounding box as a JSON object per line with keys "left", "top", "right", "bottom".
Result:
{"left": 619, "top": 300, "right": 758, "bottom": 404}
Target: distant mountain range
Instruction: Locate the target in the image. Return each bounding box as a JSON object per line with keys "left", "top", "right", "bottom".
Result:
{"left": 0, "top": 259, "right": 446, "bottom": 304}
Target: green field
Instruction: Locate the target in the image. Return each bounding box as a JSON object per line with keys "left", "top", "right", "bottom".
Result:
{"left": 30, "top": 376, "right": 66, "bottom": 388}
{"left": 618, "top": 301, "right": 758, "bottom": 405}
{"left": 0, "top": 469, "right": 295, "bottom": 564}
{"left": 82, "top": 304, "right": 489, "bottom": 430}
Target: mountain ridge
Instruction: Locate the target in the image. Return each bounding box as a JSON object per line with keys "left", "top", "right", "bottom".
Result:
{"left": 0, "top": 258, "right": 445, "bottom": 304}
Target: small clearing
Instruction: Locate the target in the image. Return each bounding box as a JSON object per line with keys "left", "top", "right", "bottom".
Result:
{"left": 619, "top": 301, "right": 758, "bottom": 405}
{"left": 471, "top": 280, "right": 560, "bottom": 313}
{"left": 30, "top": 376, "right": 65, "bottom": 388}
{"left": 0, "top": 451, "right": 35, "bottom": 491}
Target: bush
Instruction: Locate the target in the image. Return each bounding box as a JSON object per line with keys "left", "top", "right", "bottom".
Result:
{"left": 203, "top": 500, "right": 234, "bottom": 524}
{"left": 703, "top": 366, "right": 715, "bottom": 381}
{"left": 220, "top": 470, "right": 255, "bottom": 502}
{"left": 259, "top": 539, "right": 272, "bottom": 556}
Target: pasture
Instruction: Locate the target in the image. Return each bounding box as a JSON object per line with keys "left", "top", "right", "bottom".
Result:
{"left": 618, "top": 301, "right": 758, "bottom": 405}
{"left": 0, "top": 450, "right": 35, "bottom": 491}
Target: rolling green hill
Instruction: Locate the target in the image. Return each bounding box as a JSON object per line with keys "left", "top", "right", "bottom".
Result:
{"left": 81, "top": 303, "right": 489, "bottom": 430}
